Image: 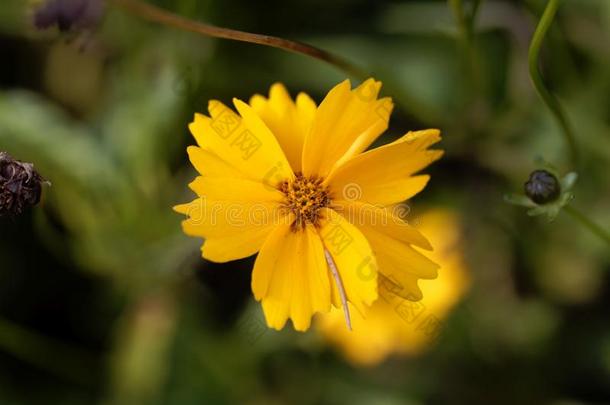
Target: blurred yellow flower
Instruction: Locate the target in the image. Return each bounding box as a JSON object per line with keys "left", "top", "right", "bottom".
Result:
{"left": 174, "top": 79, "right": 442, "bottom": 331}
{"left": 317, "top": 209, "right": 469, "bottom": 365}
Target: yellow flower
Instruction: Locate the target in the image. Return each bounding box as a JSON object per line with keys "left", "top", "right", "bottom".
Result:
{"left": 317, "top": 209, "right": 469, "bottom": 365}
{"left": 174, "top": 78, "right": 443, "bottom": 331}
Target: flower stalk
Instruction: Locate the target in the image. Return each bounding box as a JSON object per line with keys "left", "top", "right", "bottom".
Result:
{"left": 107, "top": 0, "right": 367, "bottom": 80}
{"left": 528, "top": 0, "right": 579, "bottom": 168}
{"left": 563, "top": 205, "right": 610, "bottom": 247}
{"left": 448, "top": 0, "right": 483, "bottom": 96}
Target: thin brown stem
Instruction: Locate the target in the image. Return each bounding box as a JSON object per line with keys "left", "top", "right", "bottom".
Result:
{"left": 324, "top": 249, "right": 352, "bottom": 331}
{"left": 107, "top": 0, "right": 367, "bottom": 79}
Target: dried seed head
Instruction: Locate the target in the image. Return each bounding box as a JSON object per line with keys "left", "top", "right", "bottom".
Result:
{"left": 0, "top": 152, "right": 45, "bottom": 217}
{"left": 524, "top": 170, "right": 560, "bottom": 205}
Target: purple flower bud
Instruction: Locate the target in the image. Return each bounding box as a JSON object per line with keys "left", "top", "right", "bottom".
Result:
{"left": 33, "top": 0, "right": 104, "bottom": 32}
{"left": 0, "top": 152, "right": 45, "bottom": 217}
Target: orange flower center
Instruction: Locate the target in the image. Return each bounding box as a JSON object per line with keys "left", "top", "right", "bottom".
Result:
{"left": 279, "top": 173, "right": 331, "bottom": 231}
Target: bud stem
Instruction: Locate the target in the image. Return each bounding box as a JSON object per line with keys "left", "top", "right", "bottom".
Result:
{"left": 448, "top": 0, "right": 483, "bottom": 98}
{"left": 564, "top": 205, "right": 610, "bottom": 247}
{"left": 528, "top": 0, "right": 579, "bottom": 168}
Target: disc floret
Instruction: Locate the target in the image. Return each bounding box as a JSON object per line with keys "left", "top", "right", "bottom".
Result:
{"left": 279, "top": 173, "right": 331, "bottom": 231}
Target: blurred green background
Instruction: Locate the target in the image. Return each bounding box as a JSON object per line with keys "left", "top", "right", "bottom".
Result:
{"left": 1, "top": 0, "right": 610, "bottom": 404}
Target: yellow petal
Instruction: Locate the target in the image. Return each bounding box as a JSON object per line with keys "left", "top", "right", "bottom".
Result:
{"left": 253, "top": 222, "right": 331, "bottom": 331}
{"left": 176, "top": 196, "right": 282, "bottom": 237}
{"left": 302, "top": 78, "right": 393, "bottom": 177}
{"left": 319, "top": 208, "right": 378, "bottom": 314}
{"left": 327, "top": 129, "right": 442, "bottom": 205}
{"left": 295, "top": 92, "right": 317, "bottom": 135}
{"left": 292, "top": 224, "right": 332, "bottom": 330}
{"left": 188, "top": 100, "right": 293, "bottom": 187}
{"left": 186, "top": 146, "right": 244, "bottom": 179}
{"left": 174, "top": 177, "right": 286, "bottom": 258}
{"left": 187, "top": 176, "right": 284, "bottom": 203}
{"left": 317, "top": 208, "right": 470, "bottom": 365}
{"left": 249, "top": 84, "right": 316, "bottom": 172}
{"left": 316, "top": 300, "right": 399, "bottom": 366}
{"left": 201, "top": 225, "right": 277, "bottom": 263}
{"left": 177, "top": 198, "right": 285, "bottom": 262}
{"left": 358, "top": 224, "right": 439, "bottom": 301}
{"left": 336, "top": 175, "right": 431, "bottom": 207}
{"left": 333, "top": 201, "right": 432, "bottom": 250}
{"left": 251, "top": 222, "right": 291, "bottom": 303}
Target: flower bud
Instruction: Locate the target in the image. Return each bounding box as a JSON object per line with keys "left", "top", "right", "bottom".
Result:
{"left": 0, "top": 152, "right": 45, "bottom": 217}
{"left": 33, "top": 0, "right": 104, "bottom": 32}
{"left": 524, "top": 170, "right": 560, "bottom": 204}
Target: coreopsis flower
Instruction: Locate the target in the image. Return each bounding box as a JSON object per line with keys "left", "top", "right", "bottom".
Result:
{"left": 317, "top": 209, "right": 469, "bottom": 365}
{"left": 174, "top": 78, "right": 443, "bottom": 331}
{"left": 0, "top": 152, "right": 45, "bottom": 217}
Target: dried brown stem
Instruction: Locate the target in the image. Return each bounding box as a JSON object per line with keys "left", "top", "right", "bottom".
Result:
{"left": 107, "top": 0, "right": 367, "bottom": 79}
